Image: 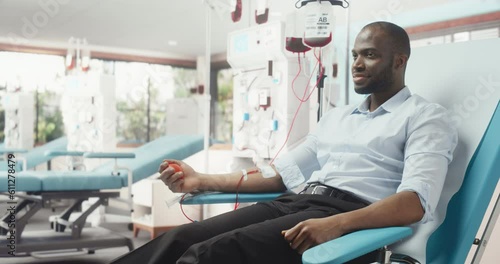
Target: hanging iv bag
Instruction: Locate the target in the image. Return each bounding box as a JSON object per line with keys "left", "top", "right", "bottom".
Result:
{"left": 303, "top": 1, "right": 335, "bottom": 48}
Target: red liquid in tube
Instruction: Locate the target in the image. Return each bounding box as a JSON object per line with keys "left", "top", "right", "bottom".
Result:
{"left": 286, "top": 37, "right": 311, "bottom": 53}
{"left": 304, "top": 32, "right": 332, "bottom": 48}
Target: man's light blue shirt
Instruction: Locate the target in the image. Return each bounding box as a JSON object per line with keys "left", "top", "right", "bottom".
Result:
{"left": 274, "top": 87, "right": 458, "bottom": 223}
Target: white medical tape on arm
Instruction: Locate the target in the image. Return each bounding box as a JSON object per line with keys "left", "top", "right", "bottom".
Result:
{"left": 241, "top": 169, "right": 248, "bottom": 181}
{"left": 257, "top": 164, "right": 277, "bottom": 178}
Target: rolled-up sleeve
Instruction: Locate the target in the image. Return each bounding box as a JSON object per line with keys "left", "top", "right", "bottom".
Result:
{"left": 273, "top": 134, "right": 321, "bottom": 190}
{"left": 397, "top": 104, "right": 458, "bottom": 223}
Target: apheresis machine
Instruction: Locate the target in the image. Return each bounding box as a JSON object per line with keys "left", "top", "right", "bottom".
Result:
{"left": 228, "top": 10, "right": 340, "bottom": 164}
{"left": 2, "top": 92, "right": 35, "bottom": 151}
{"left": 228, "top": 21, "right": 311, "bottom": 162}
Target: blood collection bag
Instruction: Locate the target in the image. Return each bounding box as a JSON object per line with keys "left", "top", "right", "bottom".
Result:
{"left": 255, "top": 0, "right": 269, "bottom": 24}
{"left": 303, "top": 1, "right": 335, "bottom": 48}
{"left": 285, "top": 12, "right": 311, "bottom": 53}
{"left": 231, "top": 0, "right": 242, "bottom": 23}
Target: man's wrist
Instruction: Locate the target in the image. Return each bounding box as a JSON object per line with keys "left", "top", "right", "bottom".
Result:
{"left": 197, "top": 172, "right": 238, "bottom": 192}
{"left": 333, "top": 213, "right": 356, "bottom": 235}
{"left": 197, "top": 174, "right": 211, "bottom": 191}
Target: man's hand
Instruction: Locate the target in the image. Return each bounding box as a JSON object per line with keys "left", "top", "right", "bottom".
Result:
{"left": 158, "top": 160, "right": 200, "bottom": 193}
{"left": 282, "top": 216, "right": 345, "bottom": 254}
{"left": 281, "top": 191, "right": 425, "bottom": 255}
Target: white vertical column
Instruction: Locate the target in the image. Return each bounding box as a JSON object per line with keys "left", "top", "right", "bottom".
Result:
{"left": 344, "top": 5, "right": 351, "bottom": 106}
{"left": 204, "top": 4, "right": 212, "bottom": 173}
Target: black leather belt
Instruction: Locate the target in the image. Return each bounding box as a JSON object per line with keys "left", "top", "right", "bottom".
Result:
{"left": 302, "top": 182, "right": 370, "bottom": 205}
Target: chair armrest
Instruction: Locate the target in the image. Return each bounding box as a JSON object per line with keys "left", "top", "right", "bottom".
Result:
{"left": 181, "top": 192, "right": 284, "bottom": 204}
{"left": 0, "top": 148, "right": 28, "bottom": 154}
{"left": 0, "top": 149, "right": 29, "bottom": 171}
{"left": 83, "top": 152, "right": 136, "bottom": 212}
{"left": 302, "top": 227, "right": 412, "bottom": 264}
{"left": 83, "top": 152, "right": 136, "bottom": 159}
{"left": 44, "top": 150, "right": 85, "bottom": 157}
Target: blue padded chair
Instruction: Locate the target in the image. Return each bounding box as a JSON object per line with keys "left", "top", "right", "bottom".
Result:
{"left": 0, "top": 134, "right": 204, "bottom": 257}
{"left": 182, "top": 39, "right": 500, "bottom": 263}
{"left": 181, "top": 102, "right": 500, "bottom": 263}
{"left": 302, "top": 101, "right": 500, "bottom": 264}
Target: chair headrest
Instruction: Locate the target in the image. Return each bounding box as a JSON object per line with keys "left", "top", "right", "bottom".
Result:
{"left": 389, "top": 38, "right": 500, "bottom": 263}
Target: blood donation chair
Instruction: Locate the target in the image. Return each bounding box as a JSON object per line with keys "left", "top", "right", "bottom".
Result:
{"left": 302, "top": 101, "right": 500, "bottom": 264}
{"left": 0, "top": 134, "right": 203, "bottom": 258}
{"left": 182, "top": 102, "right": 499, "bottom": 263}
{"left": 182, "top": 39, "right": 500, "bottom": 263}
{"left": 0, "top": 136, "right": 68, "bottom": 171}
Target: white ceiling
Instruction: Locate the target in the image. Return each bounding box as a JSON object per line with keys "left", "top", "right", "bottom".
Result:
{"left": 0, "top": 0, "right": 496, "bottom": 60}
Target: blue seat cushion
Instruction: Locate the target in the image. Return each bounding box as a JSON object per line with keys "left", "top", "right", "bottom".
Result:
{"left": 0, "top": 135, "right": 203, "bottom": 192}
{"left": 24, "top": 171, "right": 123, "bottom": 191}
{"left": 0, "top": 171, "right": 42, "bottom": 192}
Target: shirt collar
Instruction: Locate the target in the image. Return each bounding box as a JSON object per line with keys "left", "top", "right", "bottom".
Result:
{"left": 352, "top": 86, "right": 411, "bottom": 115}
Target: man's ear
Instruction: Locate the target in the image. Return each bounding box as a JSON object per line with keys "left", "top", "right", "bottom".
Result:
{"left": 394, "top": 54, "right": 409, "bottom": 70}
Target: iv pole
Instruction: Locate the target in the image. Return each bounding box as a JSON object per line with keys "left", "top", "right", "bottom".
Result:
{"left": 311, "top": 0, "right": 350, "bottom": 121}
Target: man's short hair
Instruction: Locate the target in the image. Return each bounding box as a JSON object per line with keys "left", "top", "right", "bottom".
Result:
{"left": 363, "top": 21, "right": 411, "bottom": 58}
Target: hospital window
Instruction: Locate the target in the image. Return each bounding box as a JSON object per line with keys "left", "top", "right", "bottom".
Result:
{"left": 0, "top": 52, "right": 66, "bottom": 145}
{"left": 410, "top": 26, "right": 499, "bottom": 48}
{"left": 0, "top": 52, "right": 199, "bottom": 146}
{"left": 214, "top": 68, "right": 234, "bottom": 144}
{"left": 86, "top": 60, "right": 198, "bottom": 144}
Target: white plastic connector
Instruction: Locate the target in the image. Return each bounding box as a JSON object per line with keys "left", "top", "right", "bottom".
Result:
{"left": 165, "top": 195, "right": 184, "bottom": 208}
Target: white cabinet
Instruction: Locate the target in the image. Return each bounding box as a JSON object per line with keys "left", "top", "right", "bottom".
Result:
{"left": 131, "top": 179, "right": 201, "bottom": 239}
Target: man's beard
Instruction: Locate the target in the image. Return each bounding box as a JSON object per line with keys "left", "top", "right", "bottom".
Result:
{"left": 355, "top": 62, "right": 394, "bottom": 95}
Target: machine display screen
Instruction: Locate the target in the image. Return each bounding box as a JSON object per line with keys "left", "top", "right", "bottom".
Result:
{"left": 233, "top": 33, "right": 249, "bottom": 54}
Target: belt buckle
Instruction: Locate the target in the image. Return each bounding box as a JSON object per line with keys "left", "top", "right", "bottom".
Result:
{"left": 312, "top": 185, "right": 334, "bottom": 196}
{"left": 312, "top": 185, "right": 320, "bottom": 194}
{"left": 312, "top": 185, "right": 332, "bottom": 196}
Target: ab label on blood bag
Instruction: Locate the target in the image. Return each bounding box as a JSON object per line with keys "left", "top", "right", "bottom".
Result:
{"left": 304, "top": 2, "right": 334, "bottom": 48}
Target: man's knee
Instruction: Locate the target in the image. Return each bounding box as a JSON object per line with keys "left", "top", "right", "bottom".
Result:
{"left": 165, "top": 222, "right": 209, "bottom": 247}
{"left": 143, "top": 223, "right": 212, "bottom": 264}
{"left": 177, "top": 232, "right": 239, "bottom": 263}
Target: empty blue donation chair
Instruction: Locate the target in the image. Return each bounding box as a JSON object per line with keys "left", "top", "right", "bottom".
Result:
{"left": 0, "top": 134, "right": 203, "bottom": 257}
{"left": 0, "top": 136, "right": 68, "bottom": 171}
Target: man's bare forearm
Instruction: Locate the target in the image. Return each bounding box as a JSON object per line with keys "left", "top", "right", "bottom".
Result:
{"left": 336, "top": 191, "right": 424, "bottom": 234}
{"left": 197, "top": 167, "right": 287, "bottom": 193}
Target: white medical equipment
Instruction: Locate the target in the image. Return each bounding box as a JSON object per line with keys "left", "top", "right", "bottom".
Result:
{"left": 59, "top": 73, "right": 117, "bottom": 226}
{"left": 63, "top": 73, "right": 116, "bottom": 169}
{"left": 2, "top": 93, "right": 35, "bottom": 150}
{"left": 228, "top": 21, "right": 310, "bottom": 160}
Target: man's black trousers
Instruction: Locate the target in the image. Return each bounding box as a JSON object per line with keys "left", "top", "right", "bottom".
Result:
{"left": 111, "top": 193, "right": 378, "bottom": 264}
